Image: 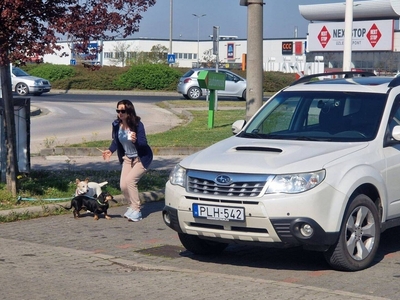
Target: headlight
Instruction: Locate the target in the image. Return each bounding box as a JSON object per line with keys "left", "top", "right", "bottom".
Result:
{"left": 266, "top": 170, "right": 325, "bottom": 194}
{"left": 169, "top": 164, "right": 187, "bottom": 187}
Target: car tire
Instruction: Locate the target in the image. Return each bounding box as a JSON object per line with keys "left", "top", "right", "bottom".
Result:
{"left": 323, "top": 194, "right": 380, "bottom": 271}
{"left": 15, "top": 83, "right": 29, "bottom": 96}
{"left": 238, "top": 89, "right": 246, "bottom": 101}
{"left": 178, "top": 232, "right": 228, "bottom": 255}
{"left": 187, "top": 87, "right": 201, "bottom": 100}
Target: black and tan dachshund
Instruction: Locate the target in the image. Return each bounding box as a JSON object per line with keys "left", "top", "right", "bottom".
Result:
{"left": 62, "top": 192, "right": 115, "bottom": 220}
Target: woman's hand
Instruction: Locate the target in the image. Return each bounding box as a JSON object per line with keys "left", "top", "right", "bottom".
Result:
{"left": 102, "top": 149, "right": 112, "bottom": 162}
{"left": 130, "top": 131, "right": 137, "bottom": 143}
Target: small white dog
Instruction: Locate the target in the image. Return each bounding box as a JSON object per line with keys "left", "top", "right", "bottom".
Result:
{"left": 75, "top": 178, "right": 108, "bottom": 198}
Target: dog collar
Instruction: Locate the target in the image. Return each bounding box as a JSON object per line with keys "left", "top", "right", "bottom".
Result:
{"left": 97, "top": 199, "right": 107, "bottom": 206}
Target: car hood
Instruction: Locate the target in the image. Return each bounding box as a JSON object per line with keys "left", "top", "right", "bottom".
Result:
{"left": 180, "top": 136, "right": 368, "bottom": 174}
{"left": 13, "top": 75, "right": 49, "bottom": 83}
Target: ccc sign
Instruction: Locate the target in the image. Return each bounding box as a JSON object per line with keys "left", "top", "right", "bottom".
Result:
{"left": 282, "top": 42, "right": 293, "bottom": 55}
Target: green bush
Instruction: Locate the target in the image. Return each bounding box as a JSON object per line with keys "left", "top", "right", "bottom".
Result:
{"left": 22, "top": 63, "right": 75, "bottom": 82}
{"left": 263, "top": 72, "right": 296, "bottom": 92}
{"left": 20, "top": 63, "right": 296, "bottom": 93}
{"left": 115, "top": 63, "right": 182, "bottom": 90}
{"left": 51, "top": 65, "right": 129, "bottom": 90}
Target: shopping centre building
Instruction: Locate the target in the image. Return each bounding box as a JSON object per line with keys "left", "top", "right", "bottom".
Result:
{"left": 43, "top": 0, "right": 400, "bottom": 75}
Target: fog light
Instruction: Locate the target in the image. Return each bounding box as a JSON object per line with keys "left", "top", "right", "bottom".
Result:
{"left": 300, "top": 223, "right": 313, "bottom": 237}
{"left": 163, "top": 211, "right": 171, "bottom": 225}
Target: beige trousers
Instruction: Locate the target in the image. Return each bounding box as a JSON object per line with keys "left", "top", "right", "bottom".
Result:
{"left": 120, "top": 156, "right": 146, "bottom": 211}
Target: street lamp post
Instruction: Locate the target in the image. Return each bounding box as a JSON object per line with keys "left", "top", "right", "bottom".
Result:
{"left": 343, "top": 0, "right": 360, "bottom": 71}
{"left": 192, "top": 13, "right": 206, "bottom": 68}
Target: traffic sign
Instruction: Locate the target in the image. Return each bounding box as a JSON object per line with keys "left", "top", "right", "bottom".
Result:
{"left": 167, "top": 54, "right": 176, "bottom": 64}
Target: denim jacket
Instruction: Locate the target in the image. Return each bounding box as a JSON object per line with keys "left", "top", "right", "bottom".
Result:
{"left": 108, "top": 119, "right": 153, "bottom": 169}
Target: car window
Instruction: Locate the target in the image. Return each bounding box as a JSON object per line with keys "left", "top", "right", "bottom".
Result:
{"left": 12, "top": 67, "right": 30, "bottom": 77}
{"left": 385, "top": 95, "right": 400, "bottom": 144}
{"left": 225, "top": 73, "right": 235, "bottom": 81}
{"left": 240, "top": 91, "right": 387, "bottom": 142}
{"left": 182, "top": 70, "right": 195, "bottom": 77}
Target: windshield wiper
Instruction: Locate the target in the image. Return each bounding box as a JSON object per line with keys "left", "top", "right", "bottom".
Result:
{"left": 293, "top": 136, "right": 332, "bottom": 141}
{"left": 240, "top": 132, "right": 264, "bottom": 139}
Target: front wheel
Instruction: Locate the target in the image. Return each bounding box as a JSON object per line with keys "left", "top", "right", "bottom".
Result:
{"left": 178, "top": 232, "right": 228, "bottom": 255}
{"left": 324, "top": 194, "right": 380, "bottom": 271}
{"left": 15, "top": 83, "right": 29, "bottom": 96}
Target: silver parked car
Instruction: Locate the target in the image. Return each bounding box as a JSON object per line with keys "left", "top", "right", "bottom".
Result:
{"left": 177, "top": 68, "right": 246, "bottom": 100}
{"left": 12, "top": 67, "right": 51, "bottom": 96}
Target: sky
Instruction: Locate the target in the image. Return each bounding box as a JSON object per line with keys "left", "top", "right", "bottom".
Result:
{"left": 134, "top": 0, "right": 346, "bottom": 40}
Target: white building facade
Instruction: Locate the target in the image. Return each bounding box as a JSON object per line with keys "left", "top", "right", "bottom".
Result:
{"left": 43, "top": 37, "right": 317, "bottom": 73}
{"left": 43, "top": 0, "right": 400, "bottom": 74}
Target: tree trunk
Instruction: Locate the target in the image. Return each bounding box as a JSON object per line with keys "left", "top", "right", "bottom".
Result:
{"left": 0, "top": 63, "right": 18, "bottom": 196}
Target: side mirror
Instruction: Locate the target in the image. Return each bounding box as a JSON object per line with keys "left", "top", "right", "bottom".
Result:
{"left": 392, "top": 125, "right": 400, "bottom": 141}
{"left": 232, "top": 120, "right": 246, "bottom": 135}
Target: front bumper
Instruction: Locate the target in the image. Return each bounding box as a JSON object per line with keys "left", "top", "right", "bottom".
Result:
{"left": 163, "top": 181, "right": 345, "bottom": 250}
{"left": 30, "top": 85, "right": 51, "bottom": 94}
{"left": 162, "top": 205, "right": 338, "bottom": 250}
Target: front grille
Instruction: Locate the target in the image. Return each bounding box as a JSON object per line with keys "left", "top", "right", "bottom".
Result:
{"left": 187, "top": 170, "right": 271, "bottom": 197}
{"left": 185, "top": 196, "right": 259, "bottom": 205}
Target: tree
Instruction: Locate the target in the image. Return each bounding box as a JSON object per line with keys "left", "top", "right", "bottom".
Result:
{"left": 0, "top": 0, "right": 156, "bottom": 195}
{"left": 110, "top": 42, "right": 133, "bottom": 67}
{"left": 148, "top": 44, "right": 169, "bottom": 64}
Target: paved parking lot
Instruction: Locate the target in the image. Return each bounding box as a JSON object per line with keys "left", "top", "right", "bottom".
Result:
{"left": 1, "top": 198, "right": 400, "bottom": 299}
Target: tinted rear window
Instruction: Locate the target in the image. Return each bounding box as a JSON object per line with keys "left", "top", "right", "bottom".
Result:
{"left": 182, "top": 70, "right": 195, "bottom": 77}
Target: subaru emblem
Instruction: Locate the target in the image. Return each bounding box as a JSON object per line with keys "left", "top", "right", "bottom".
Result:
{"left": 215, "top": 175, "right": 232, "bottom": 185}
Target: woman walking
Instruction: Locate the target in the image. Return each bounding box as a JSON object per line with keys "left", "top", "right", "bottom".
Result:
{"left": 102, "top": 99, "right": 153, "bottom": 222}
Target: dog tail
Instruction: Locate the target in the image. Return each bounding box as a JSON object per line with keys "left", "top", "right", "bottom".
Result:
{"left": 57, "top": 203, "right": 73, "bottom": 210}
{"left": 98, "top": 181, "right": 108, "bottom": 187}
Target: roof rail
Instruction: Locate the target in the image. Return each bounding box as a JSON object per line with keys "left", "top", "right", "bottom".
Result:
{"left": 289, "top": 71, "right": 376, "bottom": 86}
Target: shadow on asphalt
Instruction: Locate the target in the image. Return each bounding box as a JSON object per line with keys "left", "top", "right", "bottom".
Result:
{"left": 171, "top": 218, "right": 400, "bottom": 272}
{"left": 133, "top": 201, "right": 400, "bottom": 271}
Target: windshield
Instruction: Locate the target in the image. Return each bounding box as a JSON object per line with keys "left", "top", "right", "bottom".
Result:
{"left": 12, "top": 67, "right": 30, "bottom": 77}
{"left": 239, "top": 91, "right": 387, "bottom": 142}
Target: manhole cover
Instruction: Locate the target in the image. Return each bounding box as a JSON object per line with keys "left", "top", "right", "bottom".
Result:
{"left": 136, "top": 245, "right": 185, "bottom": 258}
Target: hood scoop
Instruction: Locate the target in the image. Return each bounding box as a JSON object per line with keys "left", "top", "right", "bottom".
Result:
{"left": 235, "top": 146, "right": 282, "bottom": 153}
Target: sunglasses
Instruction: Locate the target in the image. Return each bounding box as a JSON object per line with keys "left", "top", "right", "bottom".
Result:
{"left": 116, "top": 109, "right": 126, "bottom": 114}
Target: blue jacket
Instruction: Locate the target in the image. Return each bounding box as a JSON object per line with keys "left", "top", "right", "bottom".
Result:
{"left": 108, "top": 120, "right": 153, "bottom": 169}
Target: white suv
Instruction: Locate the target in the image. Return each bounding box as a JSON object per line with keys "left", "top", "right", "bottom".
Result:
{"left": 163, "top": 71, "right": 400, "bottom": 271}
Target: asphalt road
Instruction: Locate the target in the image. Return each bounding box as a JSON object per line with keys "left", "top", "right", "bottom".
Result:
{"left": 29, "top": 91, "right": 182, "bottom": 153}
{"left": 1, "top": 200, "right": 400, "bottom": 300}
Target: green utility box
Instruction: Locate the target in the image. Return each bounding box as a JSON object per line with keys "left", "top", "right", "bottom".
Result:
{"left": 197, "top": 71, "right": 226, "bottom": 90}
{"left": 197, "top": 70, "right": 226, "bottom": 128}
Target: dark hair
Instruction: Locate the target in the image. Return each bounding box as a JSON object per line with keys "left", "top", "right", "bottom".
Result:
{"left": 116, "top": 99, "right": 141, "bottom": 133}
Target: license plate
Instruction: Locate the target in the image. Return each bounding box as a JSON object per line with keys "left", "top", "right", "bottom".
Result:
{"left": 192, "top": 204, "right": 245, "bottom": 221}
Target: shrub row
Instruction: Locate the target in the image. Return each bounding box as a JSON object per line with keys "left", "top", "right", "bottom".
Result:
{"left": 21, "top": 63, "right": 296, "bottom": 92}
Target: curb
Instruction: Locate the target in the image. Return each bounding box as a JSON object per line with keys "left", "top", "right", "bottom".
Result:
{"left": 30, "top": 106, "right": 42, "bottom": 117}
{"left": 37, "top": 146, "right": 204, "bottom": 157}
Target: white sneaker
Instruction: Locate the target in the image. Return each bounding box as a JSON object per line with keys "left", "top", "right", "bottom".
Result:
{"left": 128, "top": 211, "right": 142, "bottom": 222}
{"left": 123, "top": 207, "right": 133, "bottom": 218}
